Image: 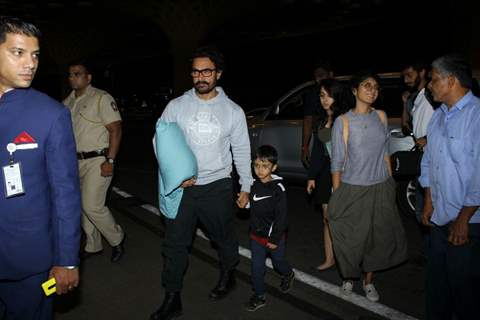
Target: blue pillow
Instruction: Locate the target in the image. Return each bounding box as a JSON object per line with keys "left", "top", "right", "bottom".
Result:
{"left": 155, "top": 121, "right": 197, "bottom": 218}
{"left": 158, "top": 171, "right": 184, "bottom": 219}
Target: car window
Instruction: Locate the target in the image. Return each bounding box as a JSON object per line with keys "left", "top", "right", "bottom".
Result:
{"left": 266, "top": 85, "right": 316, "bottom": 120}
{"left": 264, "top": 75, "right": 403, "bottom": 121}
{"left": 246, "top": 108, "right": 268, "bottom": 120}
{"left": 373, "top": 78, "right": 404, "bottom": 118}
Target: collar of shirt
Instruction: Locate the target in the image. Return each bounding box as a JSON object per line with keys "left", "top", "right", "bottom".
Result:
{"left": 0, "top": 87, "right": 14, "bottom": 100}
{"left": 440, "top": 90, "right": 473, "bottom": 122}
{"left": 0, "top": 88, "right": 30, "bottom": 103}
{"left": 69, "top": 84, "right": 94, "bottom": 102}
{"left": 2, "top": 88, "right": 14, "bottom": 95}
{"left": 85, "top": 85, "right": 95, "bottom": 96}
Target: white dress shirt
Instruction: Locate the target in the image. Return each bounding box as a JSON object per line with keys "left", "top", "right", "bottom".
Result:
{"left": 411, "top": 88, "right": 434, "bottom": 139}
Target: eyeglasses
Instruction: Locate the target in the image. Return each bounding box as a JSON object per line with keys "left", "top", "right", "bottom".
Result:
{"left": 68, "top": 72, "right": 87, "bottom": 78}
{"left": 360, "top": 82, "right": 380, "bottom": 91}
{"left": 191, "top": 68, "right": 216, "bottom": 77}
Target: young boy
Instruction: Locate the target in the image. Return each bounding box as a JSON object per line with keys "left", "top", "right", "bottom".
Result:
{"left": 242, "top": 145, "right": 295, "bottom": 311}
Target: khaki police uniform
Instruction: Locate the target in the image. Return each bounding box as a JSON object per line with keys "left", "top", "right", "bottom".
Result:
{"left": 63, "top": 85, "right": 124, "bottom": 253}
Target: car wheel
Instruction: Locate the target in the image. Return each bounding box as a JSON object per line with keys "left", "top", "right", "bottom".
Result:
{"left": 396, "top": 179, "right": 416, "bottom": 217}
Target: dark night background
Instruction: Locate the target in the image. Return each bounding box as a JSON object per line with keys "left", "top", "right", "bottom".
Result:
{"left": 2, "top": 3, "right": 478, "bottom": 318}
{"left": 4, "top": 0, "right": 478, "bottom": 110}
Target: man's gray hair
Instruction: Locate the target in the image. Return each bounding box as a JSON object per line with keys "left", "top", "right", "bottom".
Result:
{"left": 432, "top": 54, "right": 472, "bottom": 89}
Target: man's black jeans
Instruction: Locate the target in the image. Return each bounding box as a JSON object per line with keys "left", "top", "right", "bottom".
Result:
{"left": 162, "top": 178, "right": 239, "bottom": 292}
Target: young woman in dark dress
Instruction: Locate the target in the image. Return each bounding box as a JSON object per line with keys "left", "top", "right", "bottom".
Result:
{"left": 306, "top": 79, "right": 353, "bottom": 271}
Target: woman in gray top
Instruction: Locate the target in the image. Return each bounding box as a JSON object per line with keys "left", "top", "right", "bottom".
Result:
{"left": 328, "top": 72, "right": 408, "bottom": 302}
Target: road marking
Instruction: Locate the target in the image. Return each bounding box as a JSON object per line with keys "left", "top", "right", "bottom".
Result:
{"left": 112, "top": 186, "right": 418, "bottom": 320}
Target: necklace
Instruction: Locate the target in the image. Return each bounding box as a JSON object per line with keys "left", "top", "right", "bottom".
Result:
{"left": 359, "top": 116, "right": 368, "bottom": 129}
{"left": 352, "top": 107, "right": 373, "bottom": 115}
{"left": 352, "top": 109, "right": 371, "bottom": 129}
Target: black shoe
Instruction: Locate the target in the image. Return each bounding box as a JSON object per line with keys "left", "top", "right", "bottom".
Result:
{"left": 208, "top": 270, "right": 236, "bottom": 300}
{"left": 111, "top": 235, "right": 125, "bottom": 263}
{"left": 80, "top": 249, "right": 103, "bottom": 260}
{"left": 244, "top": 294, "right": 266, "bottom": 312}
{"left": 280, "top": 271, "right": 295, "bottom": 293}
{"left": 150, "top": 292, "right": 182, "bottom": 320}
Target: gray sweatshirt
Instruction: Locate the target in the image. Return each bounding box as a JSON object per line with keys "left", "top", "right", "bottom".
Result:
{"left": 331, "top": 110, "right": 389, "bottom": 186}
{"left": 160, "top": 87, "right": 253, "bottom": 192}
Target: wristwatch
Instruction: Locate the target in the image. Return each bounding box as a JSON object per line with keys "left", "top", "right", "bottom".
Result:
{"left": 105, "top": 157, "right": 115, "bottom": 165}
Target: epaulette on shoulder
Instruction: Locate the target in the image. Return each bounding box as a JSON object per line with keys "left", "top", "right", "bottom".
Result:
{"left": 92, "top": 87, "right": 108, "bottom": 96}
{"left": 277, "top": 182, "right": 285, "bottom": 192}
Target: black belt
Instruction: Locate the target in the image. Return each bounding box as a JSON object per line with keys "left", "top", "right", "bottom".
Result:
{"left": 77, "top": 149, "right": 107, "bottom": 160}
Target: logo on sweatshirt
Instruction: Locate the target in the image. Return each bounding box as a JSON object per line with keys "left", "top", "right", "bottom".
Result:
{"left": 253, "top": 194, "right": 272, "bottom": 201}
{"left": 187, "top": 111, "right": 221, "bottom": 146}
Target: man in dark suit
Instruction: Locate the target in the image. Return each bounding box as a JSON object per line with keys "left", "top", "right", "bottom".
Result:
{"left": 0, "top": 16, "right": 81, "bottom": 319}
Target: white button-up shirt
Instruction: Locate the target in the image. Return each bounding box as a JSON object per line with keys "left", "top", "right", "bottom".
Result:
{"left": 411, "top": 88, "right": 434, "bottom": 139}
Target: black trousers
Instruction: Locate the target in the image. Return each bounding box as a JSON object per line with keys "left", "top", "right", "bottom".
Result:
{"left": 0, "top": 271, "right": 52, "bottom": 320}
{"left": 162, "top": 178, "right": 239, "bottom": 292}
{"left": 251, "top": 238, "right": 292, "bottom": 296}
{"left": 426, "top": 223, "right": 480, "bottom": 320}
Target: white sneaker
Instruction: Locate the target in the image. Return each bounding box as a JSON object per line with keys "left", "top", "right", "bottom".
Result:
{"left": 340, "top": 280, "right": 353, "bottom": 296}
{"left": 362, "top": 281, "right": 380, "bottom": 302}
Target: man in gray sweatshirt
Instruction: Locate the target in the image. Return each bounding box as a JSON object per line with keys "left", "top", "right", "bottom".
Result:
{"left": 150, "top": 46, "right": 253, "bottom": 320}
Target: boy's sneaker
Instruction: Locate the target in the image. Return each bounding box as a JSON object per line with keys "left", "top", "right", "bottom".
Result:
{"left": 244, "top": 294, "right": 266, "bottom": 312}
{"left": 362, "top": 281, "right": 380, "bottom": 302}
{"left": 340, "top": 280, "right": 353, "bottom": 296}
{"left": 280, "top": 271, "right": 295, "bottom": 293}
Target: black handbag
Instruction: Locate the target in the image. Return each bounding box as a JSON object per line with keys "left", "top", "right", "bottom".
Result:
{"left": 391, "top": 146, "right": 423, "bottom": 177}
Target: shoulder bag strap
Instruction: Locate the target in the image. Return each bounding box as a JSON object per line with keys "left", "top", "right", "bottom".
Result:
{"left": 340, "top": 115, "right": 349, "bottom": 170}
{"left": 375, "top": 109, "right": 387, "bottom": 126}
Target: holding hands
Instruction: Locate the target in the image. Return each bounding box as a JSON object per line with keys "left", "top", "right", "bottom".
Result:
{"left": 236, "top": 191, "right": 249, "bottom": 208}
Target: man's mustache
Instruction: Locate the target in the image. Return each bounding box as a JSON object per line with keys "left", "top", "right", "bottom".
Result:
{"left": 194, "top": 81, "right": 208, "bottom": 86}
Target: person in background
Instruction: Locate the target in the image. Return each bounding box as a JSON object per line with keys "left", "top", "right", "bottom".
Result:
{"left": 63, "top": 59, "right": 125, "bottom": 263}
{"left": 301, "top": 60, "right": 334, "bottom": 168}
{"left": 328, "top": 71, "right": 408, "bottom": 302}
{"left": 420, "top": 54, "right": 480, "bottom": 320}
{"left": 401, "top": 62, "right": 436, "bottom": 222}
{"left": 306, "top": 79, "right": 353, "bottom": 271}
{"left": 0, "top": 16, "right": 81, "bottom": 319}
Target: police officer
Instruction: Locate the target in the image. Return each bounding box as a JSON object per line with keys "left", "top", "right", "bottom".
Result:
{"left": 63, "top": 59, "right": 125, "bottom": 262}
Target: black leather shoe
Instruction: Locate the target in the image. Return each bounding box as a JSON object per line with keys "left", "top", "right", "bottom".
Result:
{"left": 150, "top": 292, "right": 182, "bottom": 320}
{"left": 209, "top": 270, "right": 236, "bottom": 300}
{"left": 111, "top": 235, "right": 125, "bottom": 262}
{"left": 80, "top": 250, "right": 103, "bottom": 260}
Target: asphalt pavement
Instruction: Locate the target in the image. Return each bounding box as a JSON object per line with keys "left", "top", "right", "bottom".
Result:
{"left": 53, "top": 120, "right": 427, "bottom": 319}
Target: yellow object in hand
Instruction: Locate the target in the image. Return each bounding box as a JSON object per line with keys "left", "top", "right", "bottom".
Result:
{"left": 41, "top": 278, "right": 56, "bottom": 296}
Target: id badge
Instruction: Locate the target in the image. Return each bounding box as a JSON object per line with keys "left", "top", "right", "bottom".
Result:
{"left": 3, "top": 162, "right": 25, "bottom": 198}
